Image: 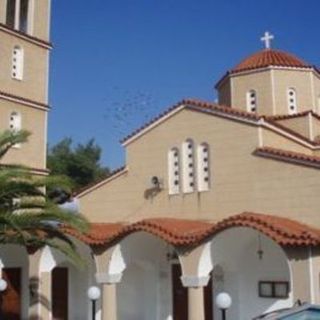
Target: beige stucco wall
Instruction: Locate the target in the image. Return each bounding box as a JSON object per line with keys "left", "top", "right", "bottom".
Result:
{"left": 0, "top": 0, "right": 6, "bottom": 23}
{"left": 261, "top": 127, "right": 313, "bottom": 154}
{"left": 0, "top": 0, "right": 51, "bottom": 41}
{"left": 312, "top": 73, "right": 320, "bottom": 113}
{"left": 284, "top": 247, "right": 312, "bottom": 303}
{"left": 0, "top": 30, "right": 49, "bottom": 103}
{"left": 312, "top": 116, "right": 320, "bottom": 140}
{"left": 230, "top": 69, "right": 273, "bottom": 114}
{"left": 273, "top": 69, "right": 314, "bottom": 114}
{"left": 0, "top": 99, "right": 47, "bottom": 169}
{"left": 80, "top": 109, "right": 320, "bottom": 227}
{"left": 218, "top": 68, "right": 317, "bottom": 116}
{"left": 217, "top": 78, "right": 231, "bottom": 107}
{"left": 33, "top": 0, "right": 51, "bottom": 41}
{"left": 276, "top": 116, "right": 311, "bottom": 140}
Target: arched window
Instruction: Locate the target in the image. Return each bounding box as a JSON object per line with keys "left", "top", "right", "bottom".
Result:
{"left": 197, "top": 143, "right": 210, "bottom": 192}
{"left": 9, "top": 112, "right": 21, "bottom": 132}
{"left": 182, "top": 139, "right": 195, "bottom": 193}
{"left": 287, "top": 88, "right": 297, "bottom": 114}
{"left": 246, "top": 90, "right": 257, "bottom": 113}
{"left": 168, "top": 148, "right": 180, "bottom": 195}
{"left": 12, "top": 46, "right": 24, "bottom": 80}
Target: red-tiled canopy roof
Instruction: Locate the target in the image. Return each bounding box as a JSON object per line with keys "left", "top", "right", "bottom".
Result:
{"left": 64, "top": 212, "right": 320, "bottom": 248}
{"left": 231, "top": 49, "right": 311, "bottom": 74}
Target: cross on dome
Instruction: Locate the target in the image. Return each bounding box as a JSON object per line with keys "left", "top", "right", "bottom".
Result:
{"left": 261, "top": 31, "right": 274, "bottom": 49}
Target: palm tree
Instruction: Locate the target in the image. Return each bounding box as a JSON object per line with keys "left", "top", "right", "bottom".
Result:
{"left": 0, "top": 130, "right": 88, "bottom": 265}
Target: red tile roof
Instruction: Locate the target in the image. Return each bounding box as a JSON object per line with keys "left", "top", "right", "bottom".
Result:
{"left": 264, "top": 110, "right": 312, "bottom": 121}
{"left": 231, "top": 49, "right": 311, "bottom": 74}
{"left": 120, "top": 99, "right": 260, "bottom": 144}
{"left": 215, "top": 213, "right": 320, "bottom": 246}
{"left": 75, "top": 166, "right": 126, "bottom": 196}
{"left": 254, "top": 146, "right": 320, "bottom": 168}
{"left": 64, "top": 212, "right": 320, "bottom": 248}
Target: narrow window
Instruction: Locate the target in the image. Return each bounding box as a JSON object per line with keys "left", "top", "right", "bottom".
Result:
{"left": 182, "top": 139, "right": 195, "bottom": 193}
{"left": 168, "top": 148, "right": 180, "bottom": 195}
{"left": 197, "top": 143, "right": 210, "bottom": 192}
{"left": 6, "top": 0, "right": 16, "bottom": 29}
{"left": 317, "top": 95, "right": 320, "bottom": 114}
{"left": 19, "top": 0, "right": 29, "bottom": 33}
{"left": 9, "top": 112, "right": 21, "bottom": 132}
{"left": 12, "top": 46, "right": 24, "bottom": 80}
{"left": 287, "top": 88, "right": 297, "bottom": 114}
{"left": 246, "top": 90, "right": 257, "bottom": 113}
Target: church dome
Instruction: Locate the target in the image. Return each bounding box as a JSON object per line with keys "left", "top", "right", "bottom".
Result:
{"left": 231, "top": 49, "right": 311, "bottom": 74}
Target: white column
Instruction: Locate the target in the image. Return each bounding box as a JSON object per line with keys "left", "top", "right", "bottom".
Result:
{"left": 14, "top": 0, "right": 21, "bottom": 30}
{"left": 96, "top": 273, "right": 122, "bottom": 320}
{"left": 181, "top": 275, "right": 210, "bottom": 320}
{"left": 188, "top": 287, "right": 205, "bottom": 320}
{"left": 0, "top": 0, "right": 7, "bottom": 24}
{"left": 28, "top": 249, "right": 52, "bottom": 320}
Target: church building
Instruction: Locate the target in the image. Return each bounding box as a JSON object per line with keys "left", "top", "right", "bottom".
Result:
{"left": 1, "top": 0, "right": 320, "bottom": 319}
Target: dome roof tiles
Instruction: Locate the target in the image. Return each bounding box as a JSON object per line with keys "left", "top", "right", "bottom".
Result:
{"left": 231, "top": 49, "right": 311, "bottom": 73}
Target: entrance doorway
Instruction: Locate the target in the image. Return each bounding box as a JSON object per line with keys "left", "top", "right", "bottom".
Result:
{"left": 172, "top": 264, "right": 213, "bottom": 320}
{"left": 0, "top": 268, "right": 21, "bottom": 320}
{"left": 52, "top": 267, "right": 68, "bottom": 320}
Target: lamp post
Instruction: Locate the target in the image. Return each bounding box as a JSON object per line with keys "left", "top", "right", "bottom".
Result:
{"left": 87, "top": 286, "right": 101, "bottom": 320}
{"left": 215, "top": 292, "right": 232, "bottom": 320}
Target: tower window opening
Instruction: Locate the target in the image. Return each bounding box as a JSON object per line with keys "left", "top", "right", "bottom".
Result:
{"left": 246, "top": 90, "right": 257, "bottom": 113}
{"left": 182, "top": 139, "right": 195, "bottom": 193}
{"left": 6, "top": 0, "right": 16, "bottom": 29}
{"left": 19, "top": 0, "right": 29, "bottom": 33}
{"left": 168, "top": 148, "right": 180, "bottom": 195}
{"left": 6, "top": 0, "right": 31, "bottom": 33}
{"left": 11, "top": 46, "right": 24, "bottom": 80}
{"left": 197, "top": 143, "right": 210, "bottom": 192}
{"left": 287, "top": 88, "right": 297, "bottom": 115}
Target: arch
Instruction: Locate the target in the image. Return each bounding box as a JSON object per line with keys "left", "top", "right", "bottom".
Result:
{"left": 12, "top": 46, "right": 24, "bottom": 80}
{"left": 246, "top": 89, "right": 257, "bottom": 113}
{"left": 197, "top": 142, "right": 210, "bottom": 192}
{"left": 210, "top": 227, "right": 293, "bottom": 319}
{"left": 116, "top": 232, "right": 171, "bottom": 320}
{"left": 168, "top": 147, "right": 180, "bottom": 195}
{"left": 287, "top": 87, "right": 297, "bottom": 114}
{"left": 182, "top": 138, "right": 195, "bottom": 193}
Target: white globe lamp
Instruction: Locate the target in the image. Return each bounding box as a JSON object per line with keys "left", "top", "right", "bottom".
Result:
{"left": 87, "top": 286, "right": 101, "bottom": 301}
{"left": 215, "top": 292, "right": 232, "bottom": 320}
{"left": 0, "top": 279, "right": 7, "bottom": 292}
{"left": 87, "top": 286, "right": 101, "bottom": 320}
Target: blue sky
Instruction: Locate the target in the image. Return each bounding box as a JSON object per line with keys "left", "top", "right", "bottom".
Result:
{"left": 49, "top": 0, "right": 320, "bottom": 169}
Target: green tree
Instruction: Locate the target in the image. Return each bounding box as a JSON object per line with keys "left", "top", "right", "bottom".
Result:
{"left": 47, "top": 138, "right": 110, "bottom": 190}
{"left": 0, "top": 130, "right": 88, "bottom": 264}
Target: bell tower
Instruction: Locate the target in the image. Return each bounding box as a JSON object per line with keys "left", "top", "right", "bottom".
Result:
{"left": 0, "top": 0, "right": 52, "bottom": 174}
